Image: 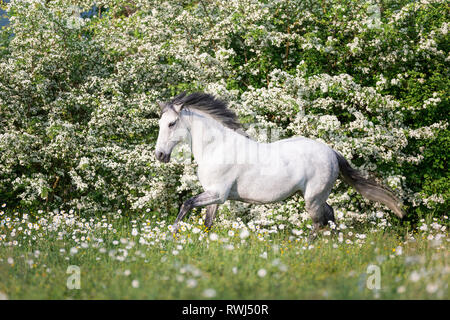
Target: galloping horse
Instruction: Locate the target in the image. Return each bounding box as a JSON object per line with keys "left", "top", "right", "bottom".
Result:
{"left": 155, "top": 92, "right": 405, "bottom": 235}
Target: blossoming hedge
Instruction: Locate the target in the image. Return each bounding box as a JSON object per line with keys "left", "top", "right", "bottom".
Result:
{"left": 0, "top": 0, "right": 448, "bottom": 223}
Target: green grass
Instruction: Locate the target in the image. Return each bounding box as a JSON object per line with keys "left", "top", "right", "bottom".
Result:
{"left": 0, "top": 208, "right": 448, "bottom": 299}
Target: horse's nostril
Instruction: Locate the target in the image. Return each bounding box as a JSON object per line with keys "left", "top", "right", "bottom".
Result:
{"left": 156, "top": 150, "right": 170, "bottom": 163}
{"left": 156, "top": 151, "right": 164, "bottom": 160}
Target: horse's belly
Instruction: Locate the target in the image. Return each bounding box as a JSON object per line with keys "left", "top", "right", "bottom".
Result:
{"left": 228, "top": 171, "right": 304, "bottom": 204}
{"left": 228, "top": 189, "right": 297, "bottom": 204}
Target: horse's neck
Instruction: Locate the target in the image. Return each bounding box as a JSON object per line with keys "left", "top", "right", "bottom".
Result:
{"left": 185, "top": 110, "right": 254, "bottom": 163}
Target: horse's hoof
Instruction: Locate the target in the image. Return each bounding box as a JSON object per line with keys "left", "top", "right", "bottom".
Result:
{"left": 170, "top": 224, "right": 179, "bottom": 235}
{"left": 307, "top": 232, "right": 318, "bottom": 243}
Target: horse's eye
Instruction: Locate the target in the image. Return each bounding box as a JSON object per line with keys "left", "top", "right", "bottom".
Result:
{"left": 168, "top": 121, "right": 177, "bottom": 128}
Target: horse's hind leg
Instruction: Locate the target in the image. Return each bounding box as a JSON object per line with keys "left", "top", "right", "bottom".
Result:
{"left": 306, "top": 201, "right": 335, "bottom": 241}
{"left": 303, "top": 160, "right": 338, "bottom": 240}
{"left": 322, "top": 203, "right": 335, "bottom": 225}
{"left": 309, "top": 202, "right": 335, "bottom": 226}
{"left": 304, "top": 183, "right": 336, "bottom": 240}
{"left": 305, "top": 184, "right": 335, "bottom": 224}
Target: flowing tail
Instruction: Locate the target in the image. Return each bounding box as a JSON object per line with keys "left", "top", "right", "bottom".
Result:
{"left": 334, "top": 151, "right": 405, "bottom": 218}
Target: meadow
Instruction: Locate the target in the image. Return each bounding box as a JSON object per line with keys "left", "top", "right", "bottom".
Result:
{"left": 0, "top": 204, "right": 448, "bottom": 300}
{"left": 0, "top": 0, "right": 448, "bottom": 301}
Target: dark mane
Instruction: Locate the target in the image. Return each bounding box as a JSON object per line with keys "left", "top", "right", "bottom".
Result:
{"left": 167, "top": 92, "right": 246, "bottom": 134}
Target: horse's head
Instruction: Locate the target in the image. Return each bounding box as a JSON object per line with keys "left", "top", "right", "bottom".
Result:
{"left": 155, "top": 100, "right": 189, "bottom": 163}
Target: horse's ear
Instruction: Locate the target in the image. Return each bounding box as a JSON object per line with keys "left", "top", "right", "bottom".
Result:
{"left": 173, "top": 102, "right": 184, "bottom": 113}
{"left": 158, "top": 102, "right": 166, "bottom": 112}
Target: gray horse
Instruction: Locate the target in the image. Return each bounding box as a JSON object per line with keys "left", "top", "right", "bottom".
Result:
{"left": 155, "top": 92, "right": 405, "bottom": 235}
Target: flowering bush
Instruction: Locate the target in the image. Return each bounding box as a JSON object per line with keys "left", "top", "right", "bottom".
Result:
{"left": 0, "top": 0, "right": 448, "bottom": 223}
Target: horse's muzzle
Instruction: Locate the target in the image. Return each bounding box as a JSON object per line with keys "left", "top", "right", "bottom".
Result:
{"left": 155, "top": 150, "right": 171, "bottom": 163}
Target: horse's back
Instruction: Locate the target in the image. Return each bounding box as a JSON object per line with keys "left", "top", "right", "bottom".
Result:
{"left": 273, "top": 136, "right": 337, "bottom": 166}
{"left": 226, "top": 136, "right": 339, "bottom": 204}
{"left": 273, "top": 136, "right": 339, "bottom": 191}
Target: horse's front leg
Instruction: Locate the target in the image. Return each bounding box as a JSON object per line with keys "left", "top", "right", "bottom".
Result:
{"left": 204, "top": 204, "right": 218, "bottom": 230}
{"left": 172, "top": 191, "right": 223, "bottom": 233}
